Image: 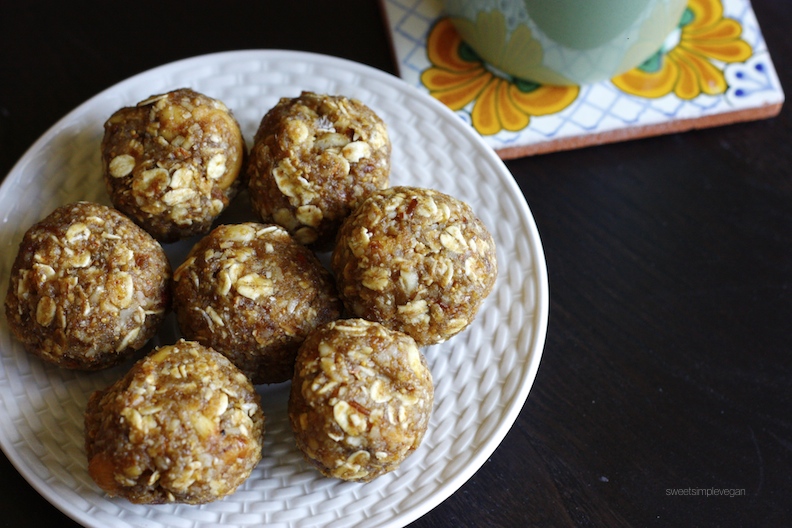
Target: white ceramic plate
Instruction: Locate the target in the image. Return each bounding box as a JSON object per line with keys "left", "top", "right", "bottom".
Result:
{"left": 0, "top": 50, "right": 548, "bottom": 528}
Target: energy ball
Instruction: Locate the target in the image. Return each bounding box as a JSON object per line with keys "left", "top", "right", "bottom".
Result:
{"left": 332, "top": 186, "right": 497, "bottom": 346}
{"left": 101, "top": 88, "right": 246, "bottom": 242}
{"left": 247, "top": 91, "right": 391, "bottom": 248}
{"left": 84, "top": 340, "right": 264, "bottom": 504}
{"left": 4, "top": 201, "right": 170, "bottom": 370}
{"left": 172, "top": 223, "right": 343, "bottom": 384}
{"left": 289, "top": 318, "right": 433, "bottom": 482}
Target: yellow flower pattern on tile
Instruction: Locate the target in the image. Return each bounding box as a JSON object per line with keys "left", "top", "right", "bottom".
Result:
{"left": 421, "top": 0, "right": 752, "bottom": 135}
{"left": 421, "top": 18, "right": 579, "bottom": 136}
{"left": 612, "top": 0, "right": 752, "bottom": 99}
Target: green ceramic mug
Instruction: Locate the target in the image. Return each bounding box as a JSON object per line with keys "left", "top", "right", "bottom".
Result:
{"left": 442, "top": 0, "right": 688, "bottom": 85}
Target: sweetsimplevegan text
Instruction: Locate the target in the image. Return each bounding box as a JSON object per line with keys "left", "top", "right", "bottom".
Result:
{"left": 666, "top": 488, "right": 745, "bottom": 497}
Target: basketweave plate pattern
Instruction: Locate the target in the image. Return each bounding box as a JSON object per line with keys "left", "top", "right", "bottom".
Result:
{"left": 0, "top": 50, "right": 548, "bottom": 528}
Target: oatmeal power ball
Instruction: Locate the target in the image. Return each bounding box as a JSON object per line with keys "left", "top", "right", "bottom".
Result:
{"left": 84, "top": 340, "right": 264, "bottom": 504}
{"left": 289, "top": 319, "right": 433, "bottom": 482}
{"left": 247, "top": 91, "right": 391, "bottom": 247}
{"left": 101, "top": 88, "right": 246, "bottom": 242}
{"left": 332, "top": 186, "right": 498, "bottom": 346}
{"left": 172, "top": 223, "right": 343, "bottom": 384}
{"left": 4, "top": 202, "right": 170, "bottom": 370}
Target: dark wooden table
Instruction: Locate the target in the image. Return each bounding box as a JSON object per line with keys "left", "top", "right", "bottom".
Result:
{"left": 2, "top": 2, "right": 790, "bottom": 527}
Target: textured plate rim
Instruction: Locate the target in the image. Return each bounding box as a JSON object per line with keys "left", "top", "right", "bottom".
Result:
{"left": 0, "top": 49, "right": 549, "bottom": 528}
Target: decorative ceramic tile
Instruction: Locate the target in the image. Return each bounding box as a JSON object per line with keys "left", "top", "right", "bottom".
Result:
{"left": 381, "top": 0, "right": 784, "bottom": 159}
